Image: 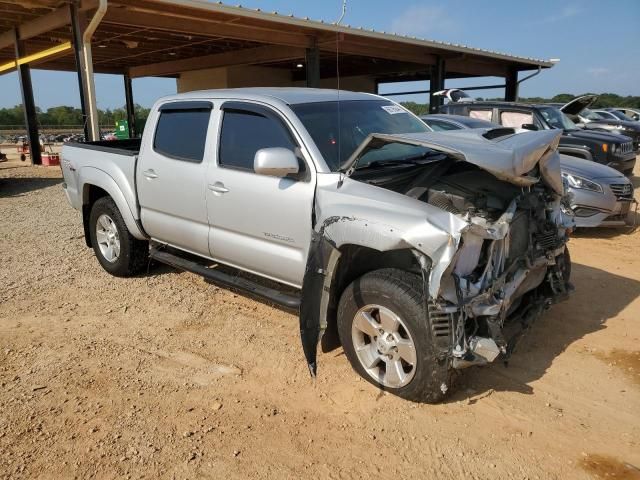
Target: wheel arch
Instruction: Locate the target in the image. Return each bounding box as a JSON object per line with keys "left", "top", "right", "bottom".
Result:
{"left": 299, "top": 235, "right": 429, "bottom": 375}
{"left": 79, "top": 167, "right": 146, "bottom": 246}
{"left": 322, "top": 244, "right": 426, "bottom": 351}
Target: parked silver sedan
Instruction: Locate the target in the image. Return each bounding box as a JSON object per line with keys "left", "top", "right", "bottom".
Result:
{"left": 421, "top": 114, "right": 635, "bottom": 227}
{"left": 560, "top": 155, "right": 634, "bottom": 227}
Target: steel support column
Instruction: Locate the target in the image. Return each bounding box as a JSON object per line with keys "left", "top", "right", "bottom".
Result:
{"left": 505, "top": 66, "right": 519, "bottom": 101}
{"left": 428, "top": 57, "right": 445, "bottom": 113}
{"left": 124, "top": 74, "right": 136, "bottom": 138}
{"left": 305, "top": 42, "right": 320, "bottom": 88}
{"left": 70, "top": 3, "right": 90, "bottom": 141}
{"left": 14, "top": 29, "right": 41, "bottom": 165}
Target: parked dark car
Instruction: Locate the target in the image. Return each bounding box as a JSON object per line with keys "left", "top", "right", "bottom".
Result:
{"left": 556, "top": 95, "right": 640, "bottom": 152}
{"left": 440, "top": 101, "right": 636, "bottom": 174}
{"left": 596, "top": 109, "right": 636, "bottom": 122}
{"left": 613, "top": 108, "right": 640, "bottom": 122}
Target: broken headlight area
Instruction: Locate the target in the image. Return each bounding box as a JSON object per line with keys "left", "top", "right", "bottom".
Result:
{"left": 357, "top": 162, "right": 572, "bottom": 367}
{"left": 418, "top": 168, "right": 572, "bottom": 368}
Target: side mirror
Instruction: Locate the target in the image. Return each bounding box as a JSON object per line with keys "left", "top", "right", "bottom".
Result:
{"left": 254, "top": 147, "right": 299, "bottom": 177}
{"left": 521, "top": 123, "right": 539, "bottom": 131}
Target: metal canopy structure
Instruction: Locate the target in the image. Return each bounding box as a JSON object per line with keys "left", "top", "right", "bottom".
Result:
{"left": 0, "top": 0, "right": 554, "bottom": 164}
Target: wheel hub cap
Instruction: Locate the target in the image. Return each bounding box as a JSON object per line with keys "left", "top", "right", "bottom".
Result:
{"left": 351, "top": 304, "right": 417, "bottom": 389}
{"left": 96, "top": 214, "right": 120, "bottom": 263}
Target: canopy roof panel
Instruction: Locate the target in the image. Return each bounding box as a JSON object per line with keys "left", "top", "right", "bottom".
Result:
{"left": 0, "top": 0, "right": 554, "bottom": 79}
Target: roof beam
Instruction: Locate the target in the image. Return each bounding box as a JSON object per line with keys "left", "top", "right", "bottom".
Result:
{"left": 445, "top": 58, "right": 506, "bottom": 77}
{"left": 104, "top": 7, "right": 313, "bottom": 48}
{"left": 129, "top": 44, "right": 306, "bottom": 78}
{"left": 331, "top": 41, "right": 437, "bottom": 66}
{"left": 0, "top": 0, "right": 97, "bottom": 50}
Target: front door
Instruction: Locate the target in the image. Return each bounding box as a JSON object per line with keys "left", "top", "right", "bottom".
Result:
{"left": 137, "top": 101, "right": 214, "bottom": 256}
{"left": 206, "top": 101, "right": 316, "bottom": 287}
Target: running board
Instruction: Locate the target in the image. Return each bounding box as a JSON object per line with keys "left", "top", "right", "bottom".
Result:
{"left": 149, "top": 247, "right": 301, "bottom": 310}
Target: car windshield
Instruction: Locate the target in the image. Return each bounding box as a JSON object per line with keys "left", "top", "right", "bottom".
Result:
{"left": 581, "top": 108, "right": 605, "bottom": 121}
{"left": 538, "top": 106, "right": 577, "bottom": 131}
{"left": 291, "top": 100, "right": 430, "bottom": 171}
{"left": 609, "top": 110, "right": 634, "bottom": 121}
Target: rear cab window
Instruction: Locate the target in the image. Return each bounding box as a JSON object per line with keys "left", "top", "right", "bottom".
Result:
{"left": 469, "top": 108, "right": 493, "bottom": 122}
{"left": 499, "top": 110, "right": 534, "bottom": 129}
{"left": 153, "top": 101, "right": 212, "bottom": 162}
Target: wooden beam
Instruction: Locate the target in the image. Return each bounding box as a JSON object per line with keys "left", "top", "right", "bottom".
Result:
{"left": 129, "top": 44, "right": 305, "bottom": 78}
{"left": 104, "top": 8, "right": 313, "bottom": 48}
{"left": 0, "top": 0, "right": 97, "bottom": 50}
{"left": 16, "top": 7, "right": 69, "bottom": 40}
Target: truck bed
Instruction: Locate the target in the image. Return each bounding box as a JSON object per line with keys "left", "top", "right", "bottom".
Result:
{"left": 67, "top": 138, "right": 141, "bottom": 156}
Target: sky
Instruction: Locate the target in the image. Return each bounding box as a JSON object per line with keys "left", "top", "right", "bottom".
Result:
{"left": 0, "top": 0, "right": 638, "bottom": 109}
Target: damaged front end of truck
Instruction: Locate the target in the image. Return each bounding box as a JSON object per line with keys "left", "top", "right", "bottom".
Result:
{"left": 300, "top": 128, "right": 574, "bottom": 376}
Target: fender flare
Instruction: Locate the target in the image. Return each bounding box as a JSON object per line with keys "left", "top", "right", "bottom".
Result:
{"left": 79, "top": 166, "right": 146, "bottom": 240}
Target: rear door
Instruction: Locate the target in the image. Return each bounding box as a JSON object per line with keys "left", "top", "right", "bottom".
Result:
{"left": 137, "top": 101, "right": 214, "bottom": 256}
{"left": 206, "top": 101, "right": 316, "bottom": 287}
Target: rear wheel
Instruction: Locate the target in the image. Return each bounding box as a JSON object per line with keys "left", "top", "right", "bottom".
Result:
{"left": 337, "top": 268, "right": 452, "bottom": 403}
{"left": 89, "top": 196, "right": 148, "bottom": 277}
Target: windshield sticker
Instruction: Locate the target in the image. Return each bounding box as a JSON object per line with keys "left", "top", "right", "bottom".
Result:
{"left": 381, "top": 105, "right": 406, "bottom": 115}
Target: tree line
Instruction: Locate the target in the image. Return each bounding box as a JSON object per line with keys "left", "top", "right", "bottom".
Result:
{"left": 0, "top": 104, "right": 151, "bottom": 128}
{"left": 400, "top": 92, "right": 640, "bottom": 116}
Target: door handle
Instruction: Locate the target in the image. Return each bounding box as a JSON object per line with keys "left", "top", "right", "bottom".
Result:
{"left": 142, "top": 169, "right": 158, "bottom": 179}
{"left": 208, "top": 183, "right": 229, "bottom": 194}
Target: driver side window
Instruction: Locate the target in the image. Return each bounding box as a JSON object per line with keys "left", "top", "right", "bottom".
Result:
{"left": 219, "top": 108, "right": 299, "bottom": 171}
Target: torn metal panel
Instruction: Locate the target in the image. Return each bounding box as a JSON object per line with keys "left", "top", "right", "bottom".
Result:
{"left": 342, "top": 129, "right": 563, "bottom": 190}
{"left": 299, "top": 231, "right": 340, "bottom": 375}
{"left": 315, "top": 173, "right": 468, "bottom": 298}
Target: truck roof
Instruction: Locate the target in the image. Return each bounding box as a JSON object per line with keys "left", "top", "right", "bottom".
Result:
{"left": 156, "top": 87, "right": 379, "bottom": 106}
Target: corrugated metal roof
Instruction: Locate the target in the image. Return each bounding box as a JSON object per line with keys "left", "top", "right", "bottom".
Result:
{"left": 155, "top": 0, "right": 553, "bottom": 68}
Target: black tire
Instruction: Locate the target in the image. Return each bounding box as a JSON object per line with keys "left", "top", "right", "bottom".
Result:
{"left": 89, "top": 196, "right": 148, "bottom": 277}
{"left": 337, "top": 268, "right": 452, "bottom": 403}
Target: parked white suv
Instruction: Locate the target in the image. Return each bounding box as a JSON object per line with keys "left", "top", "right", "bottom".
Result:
{"left": 60, "top": 88, "right": 573, "bottom": 402}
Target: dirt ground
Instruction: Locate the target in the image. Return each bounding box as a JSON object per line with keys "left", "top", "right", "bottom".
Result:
{"left": 1, "top": 153, "right": 639, "bottom": 480}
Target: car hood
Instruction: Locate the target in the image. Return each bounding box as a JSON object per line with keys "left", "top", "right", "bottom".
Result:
{"left": 559, "top": 154, "right": 627, "bottom": 180}
{"left": 343, "top": 128, "right": 564, "bottom": 194}
{"left": 561, "top": 95, "right": 598, "bottom": 115}
{"left": 564, "top": 128, "right": 630, "bottom": 144}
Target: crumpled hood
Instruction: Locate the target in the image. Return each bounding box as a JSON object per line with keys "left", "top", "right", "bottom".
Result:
{"left": 344, "top": 128, "right": 564, "bottom": 194}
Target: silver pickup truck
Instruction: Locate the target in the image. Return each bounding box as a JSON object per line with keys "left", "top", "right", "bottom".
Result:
{"left": 61, "top": 88, "right": 573, "bottom": 402}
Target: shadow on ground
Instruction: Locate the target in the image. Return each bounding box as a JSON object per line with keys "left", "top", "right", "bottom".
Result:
{"left": 448, "top": 262, "right": 640, "bottom": 401}
{"left": 0, "top": 176, "right": 62, "bottom": 198}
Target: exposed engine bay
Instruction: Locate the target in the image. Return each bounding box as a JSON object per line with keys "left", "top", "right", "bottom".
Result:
{"left": 349, "top": 138, "right": 573, "bottom": 369}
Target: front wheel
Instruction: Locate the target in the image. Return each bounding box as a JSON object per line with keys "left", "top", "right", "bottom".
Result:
{"left": 89, "top": 196, "right": 148, "bottom": 277}
{"left": 337, "top": 268, "right": 452, "bottom": 403}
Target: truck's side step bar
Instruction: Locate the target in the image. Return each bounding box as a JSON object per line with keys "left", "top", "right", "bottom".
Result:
{"left": 149, "top": 247, "right": 301, "bottom": 310}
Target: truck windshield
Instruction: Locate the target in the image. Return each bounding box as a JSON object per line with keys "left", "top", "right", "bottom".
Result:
{"left": 291, "top": 100, "right": 429, "bottom": 171}
{"left": 538, "top": 106, "right": 577, "bottom": 131}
